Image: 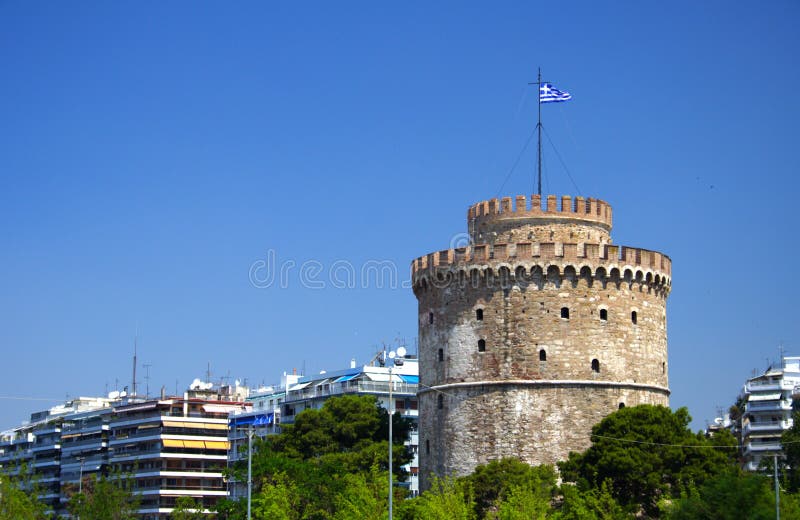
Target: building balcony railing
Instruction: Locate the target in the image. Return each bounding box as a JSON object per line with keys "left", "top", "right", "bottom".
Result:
{"left": 285, "top": 381, "right": 418, "bottom": 403}
{"left": 742, "top": 422, "right": 790, "bottom": 437}
{"left": 745, "top": 400, "right": 793, "bottom": 412}
{"left": 744, "top": 442, "right": 783, "bottom": 455}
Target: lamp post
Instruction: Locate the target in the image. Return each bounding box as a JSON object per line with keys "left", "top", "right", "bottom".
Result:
{"left": 386, "top": 346, "right": 406, "bottom": 520}
{"left": 78, "top": 456, "right": 85, "bottom": 494}
{"left": 247, "top": 425, "right": 253, "bottom": 520}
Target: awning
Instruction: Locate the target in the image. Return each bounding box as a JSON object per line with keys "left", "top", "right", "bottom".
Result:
{"left": 364, "top": 373, "right": 403, "bottom": 382}
{"left": 204, "top": 440, "right": 229, "bottom": 450}
{"left": 202, "top": 404, "right": 242, "bottom": 414}
{"left": 163, "top": 420, "right": 228, "bottom": 430}
{"left": 183, "top": 440, "right": 206, "bottom": 449}
{"left": 116, "top": 402, "right": 158, "bottom": 413}
{"left": 162, "top": 439, "right": 184, "bottom": 448}
{"left": 288, "top": 382, "right": 311, "bottom": 391}
{"left": 229, "top": 413, "right": 274, "bottom": 427}
{"left": 399, "top": 375, "right": 419, "bottom": 384}
{"left": 749, "top": 393, "right": 782, "bottom": 402}
{"left": 334, "top": 373, "right": 360, "bottom": 383}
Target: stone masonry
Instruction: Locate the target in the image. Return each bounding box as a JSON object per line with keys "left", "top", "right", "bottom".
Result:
{"left": 411, "top": 194, "right": 672, "bottom": 489}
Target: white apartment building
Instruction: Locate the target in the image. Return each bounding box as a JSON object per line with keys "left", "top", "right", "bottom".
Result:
{"left": 740, "top": 356, "right": 800, "bottom": 471}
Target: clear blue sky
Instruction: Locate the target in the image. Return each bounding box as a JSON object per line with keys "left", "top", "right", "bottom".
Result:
{"left": 1, "top": 1, "right": 798, "bottom": 431}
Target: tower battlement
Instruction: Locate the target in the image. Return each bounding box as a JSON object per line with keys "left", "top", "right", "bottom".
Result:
{"left": 468, "top": 194, "right": 612, "bottom": 228}
{"left": 468, "top": 195, "right": 613, "bottom": 245}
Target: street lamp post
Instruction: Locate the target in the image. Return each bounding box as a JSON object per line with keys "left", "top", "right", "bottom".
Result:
{"left": 386, "top": 346, "right": 406, "bottom": 520}
{"left": 247, "top": 425, "right": 253, "bottom": 520}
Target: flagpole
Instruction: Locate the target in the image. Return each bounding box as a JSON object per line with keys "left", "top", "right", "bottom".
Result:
{"left": 537, "top": 67, "right": 542, "bottom": 196}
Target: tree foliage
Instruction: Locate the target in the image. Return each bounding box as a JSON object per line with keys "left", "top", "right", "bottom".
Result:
{"left": 464, "top": 458, "right": 556, "bottom": 519}
{"left": 231, "top": 394, "right": 412, "bottom": 519}
{"left": 558, "top": 405, "right": 737, "bottom": 516}
{"left": 171, "top": 496, "right": 206, "bottom": 520}
{"left": 67, "top": 472, "right": 140, "bottom": 520}
{"left": 662, "top": 468, "right": 800, "bottom": 519}
{"left": 0, "top": 467, "right": 48, "bottom": 520}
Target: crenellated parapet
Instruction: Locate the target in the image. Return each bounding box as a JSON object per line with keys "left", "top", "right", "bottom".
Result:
{"left": 411, "top": 241, "right": 671, "bottom": 295}
{"left": 468, "top": 194, "right": 613, "bottom": 229}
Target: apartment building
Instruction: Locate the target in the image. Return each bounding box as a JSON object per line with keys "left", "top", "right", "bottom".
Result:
{"left": 740, "top": 356, "right": 800, "bottom": 471}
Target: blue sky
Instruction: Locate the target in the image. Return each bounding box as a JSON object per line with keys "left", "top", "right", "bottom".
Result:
{"left": 1, "top": 1, "right": 798, "bottom": 431}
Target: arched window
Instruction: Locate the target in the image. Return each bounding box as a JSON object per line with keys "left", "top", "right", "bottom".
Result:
{"left": 429, "top": 312, "right": 434, "bottom": 325}
{"left": 438, "top": 348, "right": 444, "bottom": 362}
{"left": 600, "top": 309, "right": 608, "bottom": 321}
{"left": 437, "top": 394, "right": 443, "bottom": 409}
{"left": 539, "top": 349, "right": 547, "bottom": 361}
{"left": 591, "top": 359, "right": 600, "bottom": 373}
{"left": 476, "top": 308, "right": 484, "bottom": 321}
{"left": 619, "top": 402, "right": 625, "bottom": 409}
{"left": 478, "top": 339, "right": 486, "bottom": 352}
{"left": 631, "top": 311, "right": 638, "bottom": 324}
{"left": 561, "top": 307, "right": 570, "bottom": 319}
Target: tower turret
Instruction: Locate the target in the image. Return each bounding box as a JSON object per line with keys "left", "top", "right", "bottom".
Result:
{"left": 412, "top": 194, "right": 671, "bottom": 489}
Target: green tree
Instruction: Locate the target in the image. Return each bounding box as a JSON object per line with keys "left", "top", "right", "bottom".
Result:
{"left": 495, "top": 482, "right": 552, "bottom": 520}
{"left": 332, "top": 466, "right": 388, "bottom": 520}
{"left": 236, "top": 394, "right": 412, "bottom": 519}
{"left": 403, "top": 476, "right": 476, "bottom": 520}
{"left": 67, "top": 472, "right": 140, "bottom": 520}
{"left": 0, "top": 467, "right": 48, "bottom": 520}
{"left": 252, "top": 472, "right": 300, "bottom": 520}
{"left": 554, "top": 482, "right": 630, "bottom": 520}
{"left": 171, "top": 496, "right": 205, "bottom": 520}
{"left": 465, "top": 458, "right": 556, "bottom": 519}
{"left": 558, "top": 405, "right": 738, "bottom": 517}
{"left": 782, "top": 411, "right": 800, "bottom": 492}
{"left": 662, "top": 468, "right": 799, "bottom": 520}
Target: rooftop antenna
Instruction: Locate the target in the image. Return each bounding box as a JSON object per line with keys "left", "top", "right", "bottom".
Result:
{"left": 143, "top": 363, "right": 152, "bottom": 399}
{"left": 132, "top": 325, "right": 139, "bottom": 399}
{"left": 206, "top": 362, "right": 211, "bottom": 385}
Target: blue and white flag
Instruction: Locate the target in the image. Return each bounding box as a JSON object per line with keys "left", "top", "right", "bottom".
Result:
{"left": 539, "top": 83, "right": 572, "bottom": 103}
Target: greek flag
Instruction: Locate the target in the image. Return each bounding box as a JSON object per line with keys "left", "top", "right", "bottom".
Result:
{"left": 539, "top": 83, "right": 572, "bottom": 103}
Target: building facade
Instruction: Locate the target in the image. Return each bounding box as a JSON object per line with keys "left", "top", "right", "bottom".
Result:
{"left": 412, "top": 194, "right": 672, "bottom": 487}
{"left": 740, "top": 356, "right": 800, "bottom": 471}
{"left": 0, "top": 387, "right": 248, "bottom": 519}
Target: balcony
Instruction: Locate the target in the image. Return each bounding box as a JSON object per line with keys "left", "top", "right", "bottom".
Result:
{"left": 742, "top": 421, "right": 789, "bottom": 437}
{"left": 745, "top": 399, "right": 793, "bottom": 412}
{"left": 285, "top": 381, "right": 418, "bottom": 403}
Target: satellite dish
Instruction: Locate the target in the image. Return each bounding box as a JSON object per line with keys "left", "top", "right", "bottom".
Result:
{"left": 397, "top": 346, "right": 407, "bottom": 358}
{"left": 388, "top": 351, "right": 396, "bottom": 359}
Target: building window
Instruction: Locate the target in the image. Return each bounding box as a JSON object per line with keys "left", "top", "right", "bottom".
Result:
{"left": 478, "top": 339, "right": 486, "bottom": 352}
{"left": 561, "top": 307, "right": 570, "bottom": 319}
{"left": 600, "top": 309, "right": 608, "bottom": 321}
{"left": 539, "top": 349, "right": 547, "bottom": 361}
{"left": 476, "top": 308, "right": 484, "bottom": 321}
{"left": 631, "top": 311, "right": 637, "bottom": 324}
{"left": 429, "top": 312, "right": 434, "bottom": 325}
{"left": 662, "top": 362, "right": 665, "bottom": 374}
{"left": 438, "top": 348, "right": 444, "bottom": 362}
{"left": 437, "top": 394, "right": 443, "bottom": 409}
{"left": 426, "top": 439, "right": 430, "bottom": 455}
{"left": 591, "top": 359, "right": 600, "bottom": 373}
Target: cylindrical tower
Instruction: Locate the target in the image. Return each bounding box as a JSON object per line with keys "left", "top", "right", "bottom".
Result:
{"left": 412, "top": 194, "right": 672, "bottom": 488}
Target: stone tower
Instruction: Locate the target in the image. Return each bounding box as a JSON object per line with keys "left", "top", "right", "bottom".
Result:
{"left": 411, "top": 194, "right": 672, "bottom": 488}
